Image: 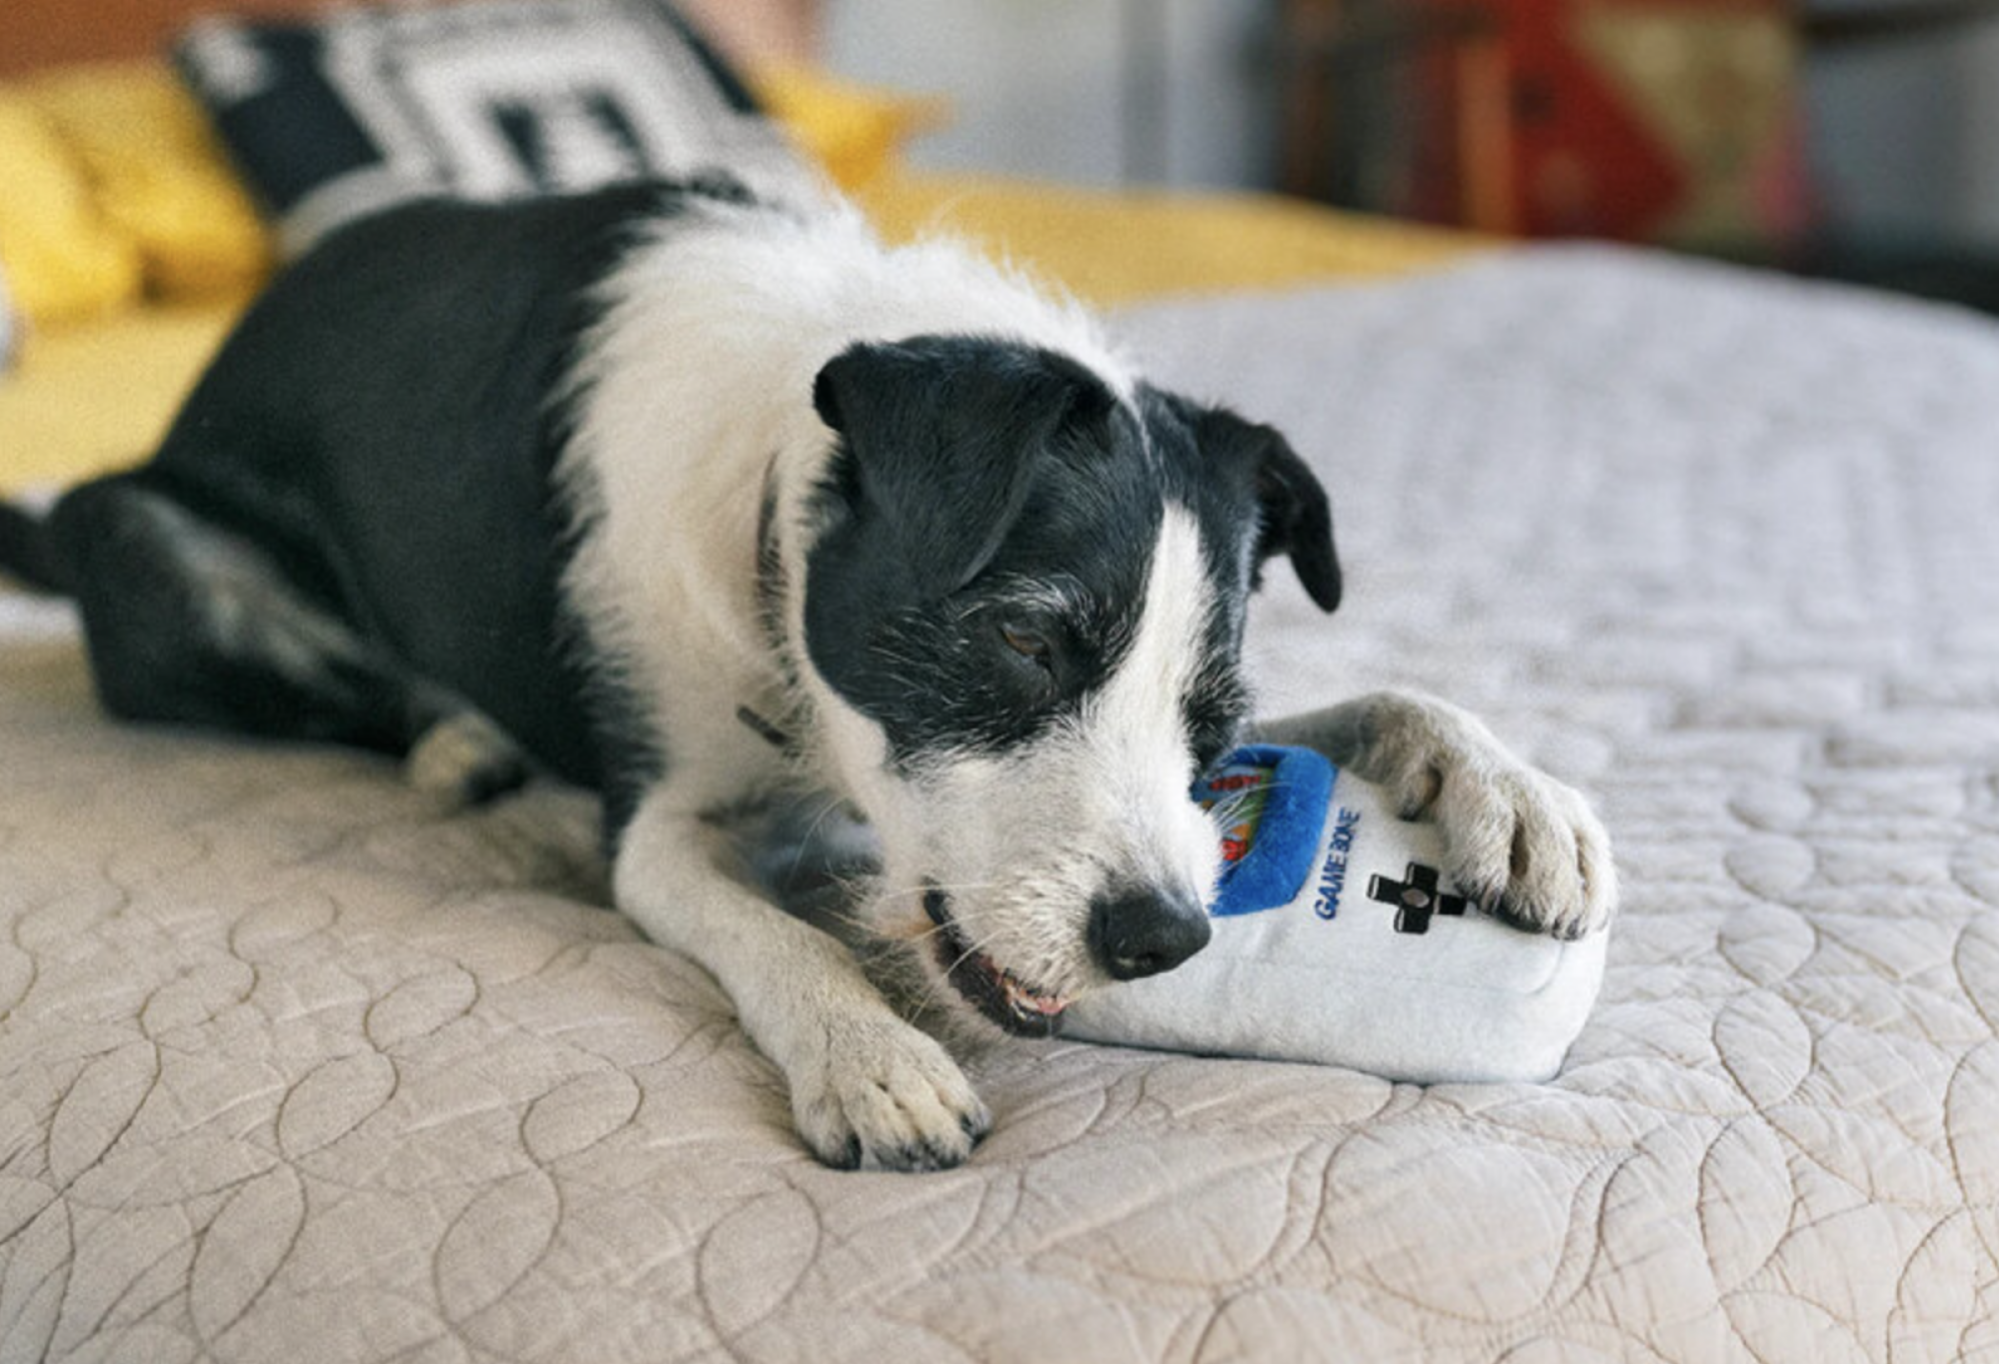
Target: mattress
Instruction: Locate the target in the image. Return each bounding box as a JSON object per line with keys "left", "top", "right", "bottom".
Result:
{"left": 2, "top": 246, "right": 1996, "bottom": 1362}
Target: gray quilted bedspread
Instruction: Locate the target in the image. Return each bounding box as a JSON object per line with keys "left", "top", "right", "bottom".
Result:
{"left": 2, "top": 247, "right": 1997, "bottom": 1362}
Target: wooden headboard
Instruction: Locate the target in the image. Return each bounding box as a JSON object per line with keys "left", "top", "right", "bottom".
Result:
{"left": 0, "top": 0, "right": 817, "bottom": 77}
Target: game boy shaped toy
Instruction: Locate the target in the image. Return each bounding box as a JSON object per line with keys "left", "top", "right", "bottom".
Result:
{"left": 1066, "top": 746, "right": 1609, "bottom": 1084}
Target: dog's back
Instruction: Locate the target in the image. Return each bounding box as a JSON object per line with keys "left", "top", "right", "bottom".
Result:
{"left": 12, "top": 181, "right": 735, "bottom": 792}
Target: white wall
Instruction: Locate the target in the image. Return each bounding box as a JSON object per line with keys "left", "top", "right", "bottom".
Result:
{"left": 1802, "top": 22, "right": 1999, "bottom": 249}
{"left": 1957, "top": 26, "right": 1999, "bottom": 243}
{"left": 822, "top": 0, "right": 1275, "bottom": 190}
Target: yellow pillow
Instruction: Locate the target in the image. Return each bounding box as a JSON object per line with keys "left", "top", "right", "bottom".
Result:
{"left": 0, "top": 57, "right": 931, "bottom": 329}
{"left": 20, "top": 63, "right": 271, "bottom": 302}
{"left": 749, "top": 64, "right": 944, "bottom": 192}
{"left": 0, "top": 93, "right": 144, "bottom": 326}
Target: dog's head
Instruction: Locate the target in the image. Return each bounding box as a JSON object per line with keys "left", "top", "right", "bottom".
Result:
{"left": 798, "top": 334, "right": 1339, "bottom": 1036}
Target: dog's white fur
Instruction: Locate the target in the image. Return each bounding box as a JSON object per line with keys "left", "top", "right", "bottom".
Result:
{"left": 556, "top": 196, "right": 1615, "bottom": 1168}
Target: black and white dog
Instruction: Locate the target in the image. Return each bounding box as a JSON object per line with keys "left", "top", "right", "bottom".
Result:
{"left": 0, "top": 178, "right": 1613, "bottom": 1169}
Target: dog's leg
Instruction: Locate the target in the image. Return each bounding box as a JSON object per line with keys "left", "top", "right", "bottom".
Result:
{"left": 54, "top": 480, "right": 526, "bottom": 804}
{"left": 401, "top": 711, "right": 530, "bottom": 807}
{"left": 1257, "top": 690, "right": 1616, "bottom": 939}
{"left": 617, "top": 785, "right": 990, "bottom": 1170}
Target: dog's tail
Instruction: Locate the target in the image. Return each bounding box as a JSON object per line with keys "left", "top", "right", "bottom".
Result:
{"left": 0, "top": 500, "right": 73, "bottom": 595}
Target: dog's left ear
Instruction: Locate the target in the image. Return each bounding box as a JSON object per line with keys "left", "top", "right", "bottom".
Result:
{"left": 1197, "top": 409, "right": 1342, "bottom": 613}
{"left": 812, "top": 337, "right": 1114, "bottom": 591}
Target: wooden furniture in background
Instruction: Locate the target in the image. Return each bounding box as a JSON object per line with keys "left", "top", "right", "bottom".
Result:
{"left": 1279, "top": 0, "right": 1813, "bottom": 246}
{"left": 1276, "top": 0, "right": 1513, "bottom": 233}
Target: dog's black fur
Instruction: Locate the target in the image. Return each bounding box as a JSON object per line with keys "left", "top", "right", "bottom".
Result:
{"left": 804, "top": 339, "right": 1335, "bottom": 774}
{"left": 13, "top": 184, "right": 687, "bottom": 819}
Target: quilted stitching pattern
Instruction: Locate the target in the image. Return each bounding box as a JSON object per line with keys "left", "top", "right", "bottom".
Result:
{"left": 2, "top": 247, "right": 1996, "bottom": 1361}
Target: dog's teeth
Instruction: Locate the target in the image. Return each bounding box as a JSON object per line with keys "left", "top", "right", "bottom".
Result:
{"left": 1001, "top": 972, "right": 1067, "bottom": 1016}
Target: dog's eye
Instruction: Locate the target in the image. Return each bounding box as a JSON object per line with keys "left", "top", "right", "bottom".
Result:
{"left": 1000, "top": 623, "right": 1054, "bottom": 671}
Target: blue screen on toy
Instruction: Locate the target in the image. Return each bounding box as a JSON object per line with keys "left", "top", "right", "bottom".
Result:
{"left": 1193, "top": 746, "right": 1337, "bottom": 916}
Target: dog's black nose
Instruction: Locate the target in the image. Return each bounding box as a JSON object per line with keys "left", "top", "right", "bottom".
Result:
{"left": 1088, "top": 885, "right": 1212, "bottom": 981}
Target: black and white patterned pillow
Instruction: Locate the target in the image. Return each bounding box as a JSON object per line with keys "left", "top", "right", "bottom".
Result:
{"left": 174, "top": 0, "right": 810, "bottom": 254}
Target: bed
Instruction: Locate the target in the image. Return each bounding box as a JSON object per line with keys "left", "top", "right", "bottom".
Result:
{"left": 3, "top": 7, "right": 1997, "bottom": 1362}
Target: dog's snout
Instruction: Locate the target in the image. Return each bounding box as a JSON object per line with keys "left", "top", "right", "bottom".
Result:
{"left": 1088, "top": 885, "right": 1212, "bottom": 981}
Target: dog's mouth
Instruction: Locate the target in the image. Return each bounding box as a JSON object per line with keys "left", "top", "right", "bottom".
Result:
{"left": 924, "top": 887, "right": 1070, "bottom": 1038}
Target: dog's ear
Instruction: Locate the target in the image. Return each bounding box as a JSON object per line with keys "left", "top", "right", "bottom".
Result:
{"left": 1196, "top": 407, "right": 1341, "bottom": 613}
{"left": 813, "top": 337, "right": 1114, "bottom": 591}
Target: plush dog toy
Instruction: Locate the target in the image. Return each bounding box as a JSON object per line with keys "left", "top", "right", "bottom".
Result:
{"left": 1066, "top": 746, "right": 1609, "bottom": 1083}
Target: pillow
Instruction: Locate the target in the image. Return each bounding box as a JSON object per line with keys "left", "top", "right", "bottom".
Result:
{"left": 0, "top": 93, "right": 144, "bottom": 326}
{"left": 174, "top": 0, "right": 815, "bottom": 254}
{"left": 20, "top": 63, "right": 271, "bottom": 301}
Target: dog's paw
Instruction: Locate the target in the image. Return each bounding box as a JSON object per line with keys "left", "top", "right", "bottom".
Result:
{"left": 405, "top": 712, "right": 528, "bottom": 807}
{"left": 1263, "top": 693, "right": 1617, "bottom": 938}
{"left": 789, "top": 1013, "right": 991, "bottom": 1172}
{"left": 1403, "top": 758, "right": 1617, "bottom": 940}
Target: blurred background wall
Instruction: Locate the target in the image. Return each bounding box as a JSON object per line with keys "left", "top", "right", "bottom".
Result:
{"left": 825, "top": 0, "right": 1999, "bottom": 258}
{"left": 1804, "top": 10, "right": 1999, "bottom": 247}
{"left": 824, "top": 0, "right": 1274, "bottom": 189}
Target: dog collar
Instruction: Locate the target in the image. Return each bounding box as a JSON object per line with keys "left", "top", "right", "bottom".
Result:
{"left": 736, "top": 704, "right": 791, "bottom": 750}
{"left": 740, "top": 459, "right": 798, "bottom": 753}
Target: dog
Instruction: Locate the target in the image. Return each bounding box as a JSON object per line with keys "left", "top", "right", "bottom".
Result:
{"left": 0, "top": 176, "right": 1614, "bottom": 1169}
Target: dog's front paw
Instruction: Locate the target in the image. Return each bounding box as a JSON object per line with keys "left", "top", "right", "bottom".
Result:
{"left": 789, "top": 1012, "right": 991, "bottom": 1171}
{"left": 1409, "top": 760, "right": 1617, "bottom": 941}
{"left": 1261, "top": 694, "right": 1617, "bottom": 939}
